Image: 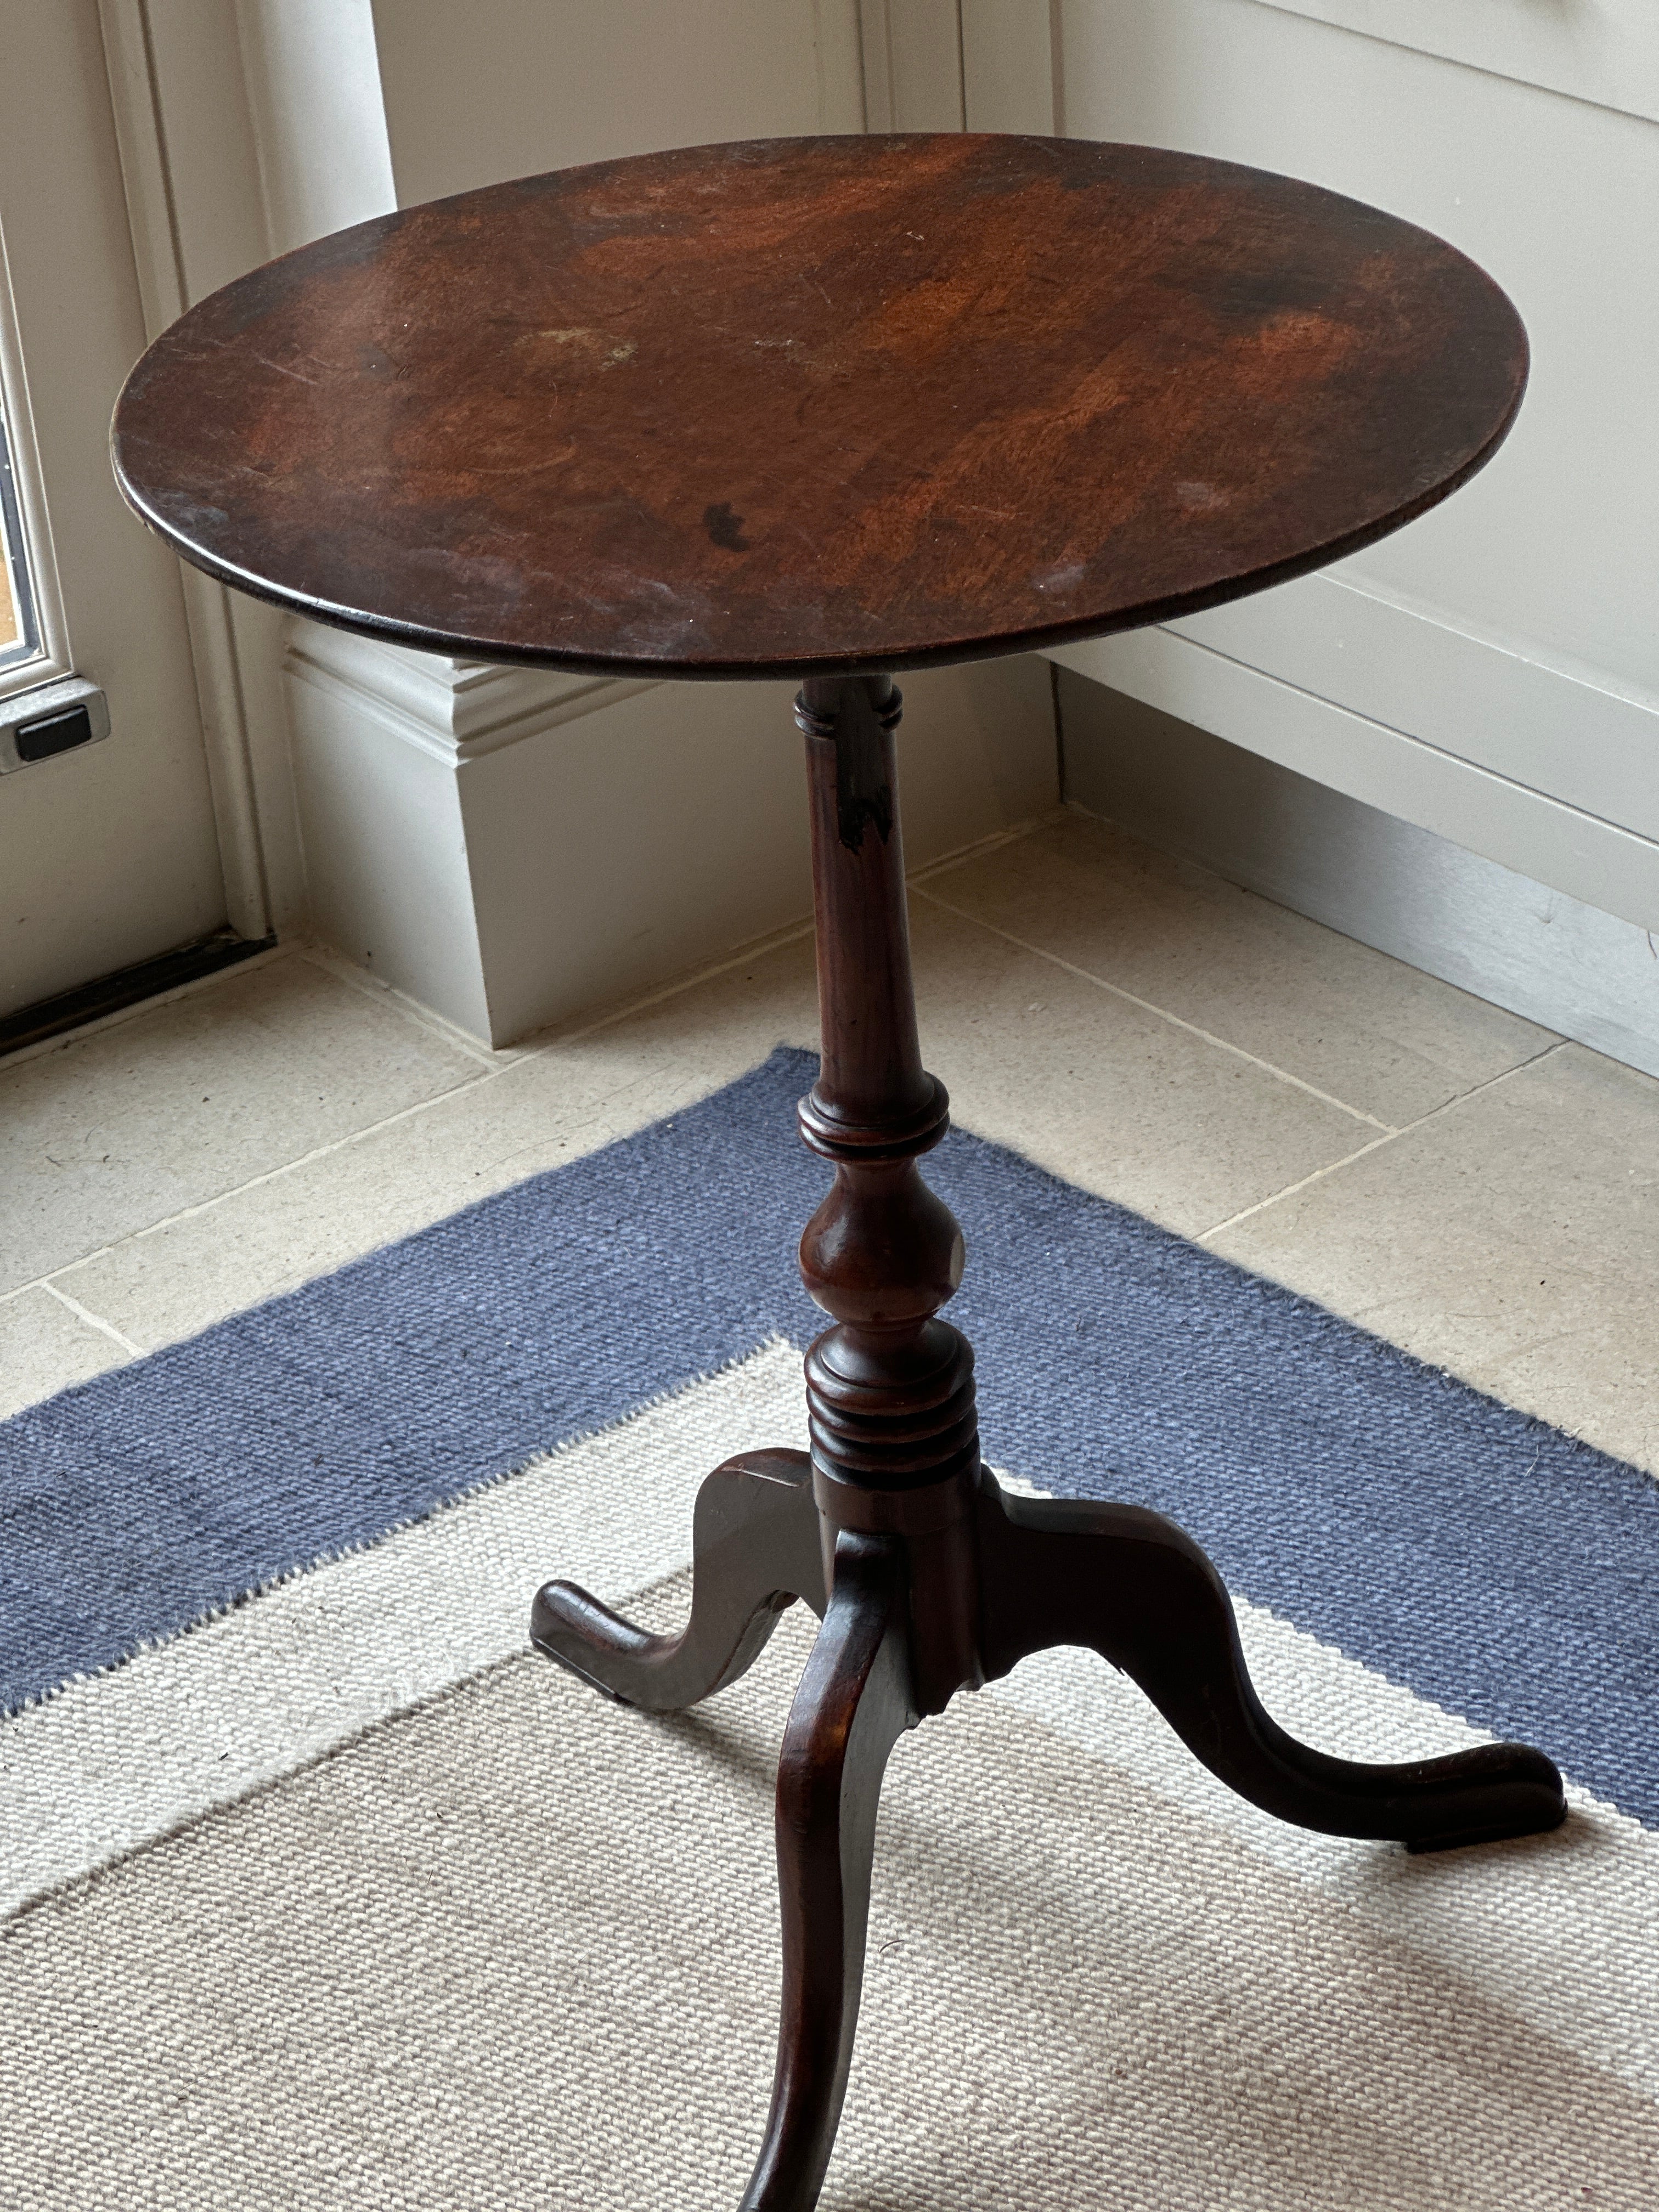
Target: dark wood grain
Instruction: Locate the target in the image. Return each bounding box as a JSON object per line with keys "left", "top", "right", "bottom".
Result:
{"left": 147, "top": 126, "right": 1555, "bottom": 2209}
{"left": 795, "top": 677, "right": 984, "bottom": 1716}
{"left": 974, "top": 1477, "right": 1566, "bottom": 1853}
{"left": 741, "top": 1529, "right": 916, "bottom": 2212}
{"left": 522, "top": 680, "right": 1564, "bottom": 2211}
{"left": 111, "top": 133, "right": 1526, "bottom": 680}
{"left": 529, "top": 1449, "right": 825, "bottom": 1710}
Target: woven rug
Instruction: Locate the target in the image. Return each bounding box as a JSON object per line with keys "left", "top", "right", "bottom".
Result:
{"left": 3, "top": 1047, "right": 1657, "bottom": 2208}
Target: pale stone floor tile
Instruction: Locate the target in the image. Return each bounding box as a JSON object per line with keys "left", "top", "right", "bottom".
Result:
{"left": 0, "top": 1286, "right": 130, "bottom": 1417}
{"left": 543, "top": 896, "right": 1372, "bottom": 1247}
{"left": 0, "top": 950, "right": 488, "bottom": 1295}
{"left": 1209, "top": 1043, "right": 1659, "bottom": 1474}
{"left": 24, "top": 839, "right": 1659, "bottom": 1484}
{"left": 906, "top": 898, "right": 1374, "bottom": 1234}
{"left": 56, "top": 934, "right": 825, "bottom": 1351}
{"left": 917, "top": 810, "right": 1559, "bottom": 1128}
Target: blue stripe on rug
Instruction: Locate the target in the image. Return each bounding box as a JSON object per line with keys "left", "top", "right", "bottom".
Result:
{"left": 3, "top": 1046, "right": 1656, "bottom": 1825}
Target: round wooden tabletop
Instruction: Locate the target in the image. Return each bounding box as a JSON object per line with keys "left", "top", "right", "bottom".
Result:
{"left": 112, "top": 134, "right": 1525, "bottom": 680}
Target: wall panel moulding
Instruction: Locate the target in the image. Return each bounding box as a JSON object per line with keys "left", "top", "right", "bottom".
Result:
{"left": 1248, "top": 0, "right": 1659, "bottom": 126}
{"left": 1049, "top": 575, "right": 1659, "bottom": 940}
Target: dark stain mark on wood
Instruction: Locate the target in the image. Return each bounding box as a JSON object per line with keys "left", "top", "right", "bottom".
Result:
{"left": 807, "top": 678, "right": 898, "bottom": 855}
{"left": 704, "top": 500, "right": 752, "bottom": 552}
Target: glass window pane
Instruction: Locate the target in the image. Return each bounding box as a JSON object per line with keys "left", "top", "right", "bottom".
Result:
{"left": 0, "top": 387, "right": 40, "bottom": 669}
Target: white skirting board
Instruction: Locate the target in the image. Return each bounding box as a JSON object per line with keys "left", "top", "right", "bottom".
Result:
{"left": 285, "top": 626, "right": 1059, "bottom": 1047}
{"left": 1055, "top": 665, "right": 1659, "bottom": 1084}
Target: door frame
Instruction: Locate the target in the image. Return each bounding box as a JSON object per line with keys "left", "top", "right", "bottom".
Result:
{"left": 97, "top": 0, "right": 273, "bottom": 943}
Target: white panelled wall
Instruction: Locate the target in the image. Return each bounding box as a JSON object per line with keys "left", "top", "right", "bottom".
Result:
{"left": 288, "top": 634, "right": 1052, "bottom": 1045}
{"left": 954, "top": 1, "right": 1659, "bottom": 1068}
{"left": 1034, "top": 1, "right": 1659, "bottom": 915}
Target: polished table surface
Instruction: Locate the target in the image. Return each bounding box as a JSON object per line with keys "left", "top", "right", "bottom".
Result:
{"left": 111, "top": 132, "right": 1525, "bottom": 682}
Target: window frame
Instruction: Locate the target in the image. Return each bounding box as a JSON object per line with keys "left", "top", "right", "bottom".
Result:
{"left": 0, "top": 215, "right": 70, "bottom": 697}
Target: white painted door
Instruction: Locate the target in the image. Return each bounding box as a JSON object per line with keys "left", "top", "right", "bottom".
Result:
{"left": 0, "top": 0, "right": 229, "bottom": 1022}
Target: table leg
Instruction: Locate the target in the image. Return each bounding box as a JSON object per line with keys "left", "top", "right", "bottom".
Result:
{"left": 531, "top": 1449, "right": 824, "bottom": 1709}
{"left": 973, "top": 1481, "right": 1567, "bottom": 1852}
{"left": 529, "top": 669, "right": 1567, "bottom": 2211}
{"left": 738, "top": 1528, "right": 914, "bottom": 2212}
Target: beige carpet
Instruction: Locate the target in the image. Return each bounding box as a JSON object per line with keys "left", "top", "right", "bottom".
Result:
{"left": 4, "top": 1569, "right": 1655, "bottom": 2212}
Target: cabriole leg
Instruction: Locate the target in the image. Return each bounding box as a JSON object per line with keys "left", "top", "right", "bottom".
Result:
{"left": 531, "top": 1449, "right": 823, "bottom": 1712}
{"left": 738, "top": 1531, "right": 916, "bottom": 2212}
{"left": 974, "top": 1477, "right": 1566, "bottom": 1852}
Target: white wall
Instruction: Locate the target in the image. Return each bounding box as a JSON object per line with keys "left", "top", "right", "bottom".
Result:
{"left": 101, "top": 0, "right": 290, "bottom": 943}
{"left": 1250, "top": 0, "right": 1659, "bottom": 125}
{"left": 287, "top": 630, "right": 1055, "bottom": 1042}
{"left": 236, "top": 0, "right": 394, "bottom": 253}
{"left": 369, "top": 0, "right": 866, "bottom": 201}
{"left": 963, "top": 0, "right": 1659, "bottom": 932}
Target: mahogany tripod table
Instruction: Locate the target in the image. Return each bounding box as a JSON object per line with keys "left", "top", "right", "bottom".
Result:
{"left": 114, "top": 132, "right": 1566, "bottom": 2211}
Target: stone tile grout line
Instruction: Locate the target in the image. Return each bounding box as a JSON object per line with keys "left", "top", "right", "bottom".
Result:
{"left": 0, "top": 817, "right": 1549, "bottom": 1357}
{"left": 0, "top": 921, "right": 825, "bottom": 1323}
{"left": 0, "top": 816, "right": 1060, "bottom": 1330}
{"left": 295, "top": 944, "right": 509, "bottom": 1071}
{"left": 5, "top": 1076, "right": 504, "bottom": 1316}
{"left": 1195, "top": 1040, "right": 1573, "bottom": 1244}
{"left": 910, "top": 881, "right": 1398, "bottom": 1133}
{"left": 12, "top": 1029, "right": 1572, "bottom": 1386}
{"left": 41, "top": 1281, "right": 143, "bottom": 1358}
{"left": 0, "top": 884, "right": 1472, "bottom": 1327}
